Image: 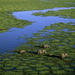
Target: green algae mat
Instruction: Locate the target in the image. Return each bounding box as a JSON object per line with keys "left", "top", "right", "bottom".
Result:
{"left": 0, "top": 22, "right": 75, "bottom": 75}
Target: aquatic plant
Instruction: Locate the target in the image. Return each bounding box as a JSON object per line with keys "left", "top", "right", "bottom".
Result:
{"left": 32, "top": 9, "right": 75, "bottom": 18}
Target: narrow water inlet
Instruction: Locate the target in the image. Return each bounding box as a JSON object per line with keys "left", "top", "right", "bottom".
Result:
{"left": 0, "top": 7, "right": 75, "bottom": 54}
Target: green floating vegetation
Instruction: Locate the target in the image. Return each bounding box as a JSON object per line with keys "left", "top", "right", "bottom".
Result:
{"left": 16, "top": 66, "right": 28, "bottom": 70}
{"left": 29, "top": 64, "right": 37, "bottom": 67}
{"left": 1, "top": 71, "right": 23, "bottom": 75}
{"left": 33, "top": 9, "right": 75, "bottom": 18}
{"left": 62, "top": 65, "right": 70, "bottom": 68}
{"left": 37, "top": 61, "right": 45, "bottom": 64}
{"left": 0, "top": 0, "right": 75, "bottom": 74}
{"left": 51, "top": 66, "right": 60, "bottom": 70}
{"left": 53, "top": 70, "right": 67, "bottom": 74}
{"left": 2, "top": 58, "right": 10, "bottom": 61}
{"left": 45, "top": 63, "right": 54, "bottom": 66}
{"left": 24, "top": 69, "right": 34, "bottom": 72}
{"left": 64, "top": 68, "right": 74, "bottom": 72}
{"left": 35, "top": 67, "right": 49, "bottom": 71}
{"left": 21, "top": 63, "right": 27, "bottom": 66}
{"left": 26, "top": 39, "right": 39, "bottom": 45}
{"left": 22, "top": 59, "right": 29, "bottom": 61}
{"left": 32, "top": 33, "right": 42, "bottom": 36}
{"left": 38, "top": 30, "right": 48, "bottom": 32}
{"left": 43, "top": 26, "right": 52, "bottom": 30}
{"left": 29, "top": 60, "right": 38, "bottom": 63}
{"left": 5, "top": 63, "right": 12, "bottom": 67}
{"left": 8, "top": 56, "right": 16, "bottom": 59}
{"left": 39, "top": 70, "right": 49, "bottom": 74}
{"left": 56, "top": 60, "right": 65, "bottom": 65}
{"left": 34, "top": 64, "right": 45, "bottom": 68}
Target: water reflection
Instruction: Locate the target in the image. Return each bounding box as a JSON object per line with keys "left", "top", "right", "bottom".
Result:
{"left": 0, "top": 7, "right": 75, "bottom": 54}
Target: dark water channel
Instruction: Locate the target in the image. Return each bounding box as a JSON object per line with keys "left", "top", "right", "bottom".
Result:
{"left": 0, "top": 7, "right": 75, "bottom": 54}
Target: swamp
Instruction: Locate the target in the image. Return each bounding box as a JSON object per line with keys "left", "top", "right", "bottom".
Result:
{"left": 0, "top": 0, "right": 75, "bottom": 75}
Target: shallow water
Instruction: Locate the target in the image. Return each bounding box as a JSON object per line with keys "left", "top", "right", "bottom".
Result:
{"left": 0, "top": 7, "right": 75, "bottom": 54}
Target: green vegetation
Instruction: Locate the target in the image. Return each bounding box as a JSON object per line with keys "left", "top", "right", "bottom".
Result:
{"left": 0, "top": 0, "right": 75, "bottom": 33}
{"left": 0, "top": 22, "right": 75, "bottom": 75}
{"left": 46, "top": 0, "right": 75, "bottom": 3}
{"left": 0, "top": 0, "right": 75, "bottom": 75}
{"left": 32, "top": 9, "right": 75, "bottom": 18}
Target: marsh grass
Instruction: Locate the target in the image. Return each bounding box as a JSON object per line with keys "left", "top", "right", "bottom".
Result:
{"left": 0, "top": 0, "right": 75, "bottom": 75}
{"left": 0, "top": 0, "right": 75, "bottom": 33}
{"left": 0, "top": 22, "right": 75, "bottom": 75}
{"left": 46, "top": 0, "right": 75, "bottom": 3}
{"left": 32, "top": 9, "right": 75, "bottom": 18}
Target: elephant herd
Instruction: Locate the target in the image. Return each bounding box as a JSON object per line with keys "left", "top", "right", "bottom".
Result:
{"left": 19, "top": 44, "right": 69, "bottom": 59}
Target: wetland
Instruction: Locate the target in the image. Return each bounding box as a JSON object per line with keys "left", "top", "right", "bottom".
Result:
{"left": 0, "top": 0, "right": 75, "bottom": 75}
{"left": 0, "top": 7, "right": 75, "bottom": 54}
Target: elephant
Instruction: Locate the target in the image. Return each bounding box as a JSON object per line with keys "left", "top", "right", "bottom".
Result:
{"left": 42, "top": 44, "right": 50, "bottom": 48}
{"left": 65, "top": 53, "right": 69, "bottom": 57}
{"left": 37, "top": 49, "right": 47, "bottom": 54}
{"left": 37, "top": 50, "right": 43, "bottom": 54}
{"left": 20, "top": 50, "right": 26, "bottom": 54}
{"left": 61, "top": 53, "right": 69, "bottom": 58}
{"left": 42, "top": 49, "right": 47, "bottom": 54}
{"left": 50, "top": 54, "right": 53, "bottom": 56}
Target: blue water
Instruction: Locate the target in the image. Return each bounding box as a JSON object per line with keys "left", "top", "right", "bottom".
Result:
{"left": 0, "top": 7, "right": 75, "bottom": 54}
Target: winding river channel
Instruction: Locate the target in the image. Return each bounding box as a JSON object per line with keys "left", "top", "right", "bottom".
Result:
{"left": 0, "top": 7, "right": 75, "bottom": 54}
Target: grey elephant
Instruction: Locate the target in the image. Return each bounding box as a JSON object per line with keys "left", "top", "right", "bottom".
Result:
{"left": 20, "top": 50, "right": 26, "bottom": 54}
{"left": 42, "top": 44, "right": 50, "bottom": 48}
{"left": 37, "top": 50, "right": 43, "bottom": 54}
{"left": 37, "top": 49, "right": 47, "bottom": 54}
{"left": 61, "top": 53, "right": 69, "bottom": 58}
{"left": 42, "top": 49, "right": 47, "bottom": 54}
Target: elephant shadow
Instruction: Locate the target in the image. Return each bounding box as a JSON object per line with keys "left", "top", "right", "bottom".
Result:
{"left": 28, "top": 51, "right": 38, "bottom": 54}
{"left": 34, "top": 45, "right": 43, "bottom": 48}
{"left": 13, "top": 50, "right": 20, "bottom": 54}
{"left": 44, "top": 54, "right": 62, "bottom": 59}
